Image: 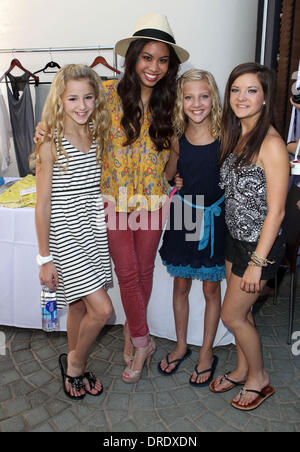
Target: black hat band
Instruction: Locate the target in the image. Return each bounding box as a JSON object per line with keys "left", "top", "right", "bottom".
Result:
{"left": 133, "top": 28, "right": 176, "bottom": 45}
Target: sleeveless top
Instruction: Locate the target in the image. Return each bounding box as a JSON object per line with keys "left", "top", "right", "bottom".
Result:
{"left": 5, "top": 71, "right": 34, "bottom": 177}
{"left": 159, "top": 136, "right": 225, "bottom": 281}
{"left": 219, "top": 153, "right": 269, "bottom": 242}
{"left": 178, "top": 136, "right": 223, "bottom": 204}
{"left": 49, "top": 137, "right": 111, "bottom": 308}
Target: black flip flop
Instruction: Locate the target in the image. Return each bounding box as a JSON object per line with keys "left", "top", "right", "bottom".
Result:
{"left": 83, "top": 371, "right": 103, "bottom": 396}
{"left": 58, "top": 353, "right": 85, "bottom": 400}
{"left": 189, "top": 355, "right": 219, "bottom": 387}
{"left": 158, "top": 348, "right": 192, "bottom": 376}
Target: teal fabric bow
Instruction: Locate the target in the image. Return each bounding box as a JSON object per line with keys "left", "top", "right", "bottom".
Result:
{"left": 176, "top": 193, "right": 224, "bottom": 258}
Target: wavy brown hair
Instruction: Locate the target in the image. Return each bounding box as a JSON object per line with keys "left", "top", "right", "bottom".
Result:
{"left": 117, "top": 39, "right": 180, "bottom": 151}
{"left": 219, "top": 62, "right": 276, "bottom": 168}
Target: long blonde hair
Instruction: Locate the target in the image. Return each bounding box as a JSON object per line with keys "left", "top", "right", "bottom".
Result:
{"left": 33, "top": 64, "right": 111, "bottom": 167}
{"left": 172, "top": 69, "right": 222, "bottom": 139}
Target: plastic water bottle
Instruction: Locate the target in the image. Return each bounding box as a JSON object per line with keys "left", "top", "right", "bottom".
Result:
{"left": 41, "top": 286, "right": 58, "bottom": 332}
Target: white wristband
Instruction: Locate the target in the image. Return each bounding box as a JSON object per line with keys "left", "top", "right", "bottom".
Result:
{"left": 36, "top": 254, "right": 53, "bottom": 266}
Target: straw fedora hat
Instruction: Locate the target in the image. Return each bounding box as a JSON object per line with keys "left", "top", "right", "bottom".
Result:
{"left": 115, "top": 13, "right": 190, "bottom": 63}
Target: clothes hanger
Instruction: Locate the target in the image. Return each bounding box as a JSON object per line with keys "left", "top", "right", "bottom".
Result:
{"left": 90, "top": 55, "right": 121, "bottom": 75}
{"left": 34, "top": 60, "right": 61, "bottom": 74}
{"left": 6, "top": 58, "right": 39, "bottom": 83}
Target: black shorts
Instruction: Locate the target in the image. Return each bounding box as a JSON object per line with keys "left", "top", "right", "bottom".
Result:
{"left": 225, "top": 233, "right": 285, "bottom": 280}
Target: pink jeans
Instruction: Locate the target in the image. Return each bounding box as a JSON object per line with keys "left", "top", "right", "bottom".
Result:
{"left": 107, "top": 208, "right": 163, "bottom": 347}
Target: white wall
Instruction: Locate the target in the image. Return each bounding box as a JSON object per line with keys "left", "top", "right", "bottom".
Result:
{"left": 0, "top": 0, "right": 258, "bottom": 177}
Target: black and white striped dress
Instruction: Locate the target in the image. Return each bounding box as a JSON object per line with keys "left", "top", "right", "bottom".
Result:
{"left": 49, "top": 137, "right": 112, "bottom": 309}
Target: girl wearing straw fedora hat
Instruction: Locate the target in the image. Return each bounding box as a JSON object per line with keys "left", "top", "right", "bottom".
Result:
{"left": 114, "top": 13, "right": 189, "bottom": 64}
{"left": 103, "top": 13, "right": 189, "bottom": 384}
{"left": 34, "top": 13, "right": 189, "bottom": 385}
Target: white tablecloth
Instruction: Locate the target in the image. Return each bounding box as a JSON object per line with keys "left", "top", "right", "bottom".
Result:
{"left": 0, "top": 204, "right": 234, "bottom": 346}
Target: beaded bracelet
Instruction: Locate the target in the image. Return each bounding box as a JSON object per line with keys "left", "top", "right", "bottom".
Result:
{"left": 248, "top": 251, "right": 275, "bottom": 267}
{"left": 248, "top": 261, "right": 263, "bottom": 267}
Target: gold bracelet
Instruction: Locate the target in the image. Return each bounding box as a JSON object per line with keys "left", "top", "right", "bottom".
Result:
{"left": 250, "top": 257, "right": 268, "bottom": 267}
{"left": 248, "top": 261, "right": 264, "bottom": 267}
{"left": 251, "top": 251, "right": 275, "bottom": 266}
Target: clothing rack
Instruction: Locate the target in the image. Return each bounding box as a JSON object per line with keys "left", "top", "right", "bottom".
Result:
{"left": 0, "top": 46, "right": 118, "bottom": 70}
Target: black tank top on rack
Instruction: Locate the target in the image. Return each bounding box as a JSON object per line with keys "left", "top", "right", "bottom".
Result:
{"left": 5, "top": 71, "right": 35, "bottom": 177}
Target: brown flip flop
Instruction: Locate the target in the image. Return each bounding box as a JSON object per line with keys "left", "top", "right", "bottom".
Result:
{"left": 209, "top": 373, "right": 246, "bottom": 393}
{"left": 231, "top": 385, "right": 275, "bottom": 411}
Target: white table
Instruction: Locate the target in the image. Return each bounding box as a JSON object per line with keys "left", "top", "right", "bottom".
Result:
{"left": 0, "top": 204, "right": 234, "bottom": 347}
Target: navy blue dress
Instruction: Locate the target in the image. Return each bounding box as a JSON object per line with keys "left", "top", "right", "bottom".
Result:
{"left": 159, "top": 135, "right": 226, "bottom": 281}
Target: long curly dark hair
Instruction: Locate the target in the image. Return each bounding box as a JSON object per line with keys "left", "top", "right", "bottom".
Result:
{"left": 117, "top": 39, "right": 180, "bottom": 151}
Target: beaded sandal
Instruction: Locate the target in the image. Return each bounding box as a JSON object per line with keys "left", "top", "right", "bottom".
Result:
{"left": 83, "top": 371, "right": 103, "bottom": 396}
{"left": 58, "top": 354, "right": 85, "bottom": 400}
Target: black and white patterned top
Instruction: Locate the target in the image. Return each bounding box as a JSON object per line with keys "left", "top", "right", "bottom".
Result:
{"left": 219, "top": 153, "right": 268, "bottom": 242}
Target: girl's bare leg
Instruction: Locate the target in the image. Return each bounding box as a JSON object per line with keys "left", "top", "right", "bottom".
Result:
{"left": 66, "top": 288, "right": 113, "bottom": 397}
{"left": 159, "top": 277, "right": 192, "bottom": 373}
{"left": 123, "top": 320, "right": 134, "bottom": 365}
{"left": 221, "top": 273, "right": 269, "bottom": 406}
{"left": 67, "top": 299, "right": 87, "bottom": 352}
{"left": 212, "top": 261, "right": 249, "bottom": 391}
{"left": 190, "top": 280, "right": 221, "bottom": 384}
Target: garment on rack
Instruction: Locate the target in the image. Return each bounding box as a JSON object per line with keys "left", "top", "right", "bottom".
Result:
{"left": 0, "top": 88, "right": 12, "bottom": 173}
{"left": 5, "top": 72, "right": 34, "bottom": 177}
{"left": 34, "top": 84, "right": 50, "bottom": 126}
{"left": 6, "top": 71, "right": 31, "bottom": 100}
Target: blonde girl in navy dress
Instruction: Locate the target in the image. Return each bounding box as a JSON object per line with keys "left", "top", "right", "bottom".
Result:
{"left": 158, "top": 69, "right": 226, "bottom": 386}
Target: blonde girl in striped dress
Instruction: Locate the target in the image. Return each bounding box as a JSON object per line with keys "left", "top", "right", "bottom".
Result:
{"left": 34, "top": 64, "right": 113, "bottom": 400}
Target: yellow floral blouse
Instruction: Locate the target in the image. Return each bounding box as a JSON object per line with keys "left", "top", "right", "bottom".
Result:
{"left": 101, "top": 80, "right": 170, "bottom": 212}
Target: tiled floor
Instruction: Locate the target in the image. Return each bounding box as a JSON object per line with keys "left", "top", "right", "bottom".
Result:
{"left": 0, "top": 271, "right": 300, "bottom": 432}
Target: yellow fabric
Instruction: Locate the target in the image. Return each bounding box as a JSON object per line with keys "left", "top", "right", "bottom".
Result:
{"left": 101, "top": 80, "right": 170, "bottom": 212}
{"left": 0, "top": 175, "right": 36, "bottom": 208}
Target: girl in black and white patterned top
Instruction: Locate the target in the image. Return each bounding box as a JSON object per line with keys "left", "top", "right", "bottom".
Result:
{"left": 34, "top": 65, "right": 113, "bottom": 400}
{"left": 210, "top": 63, "right": 289, "bottom": 412}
